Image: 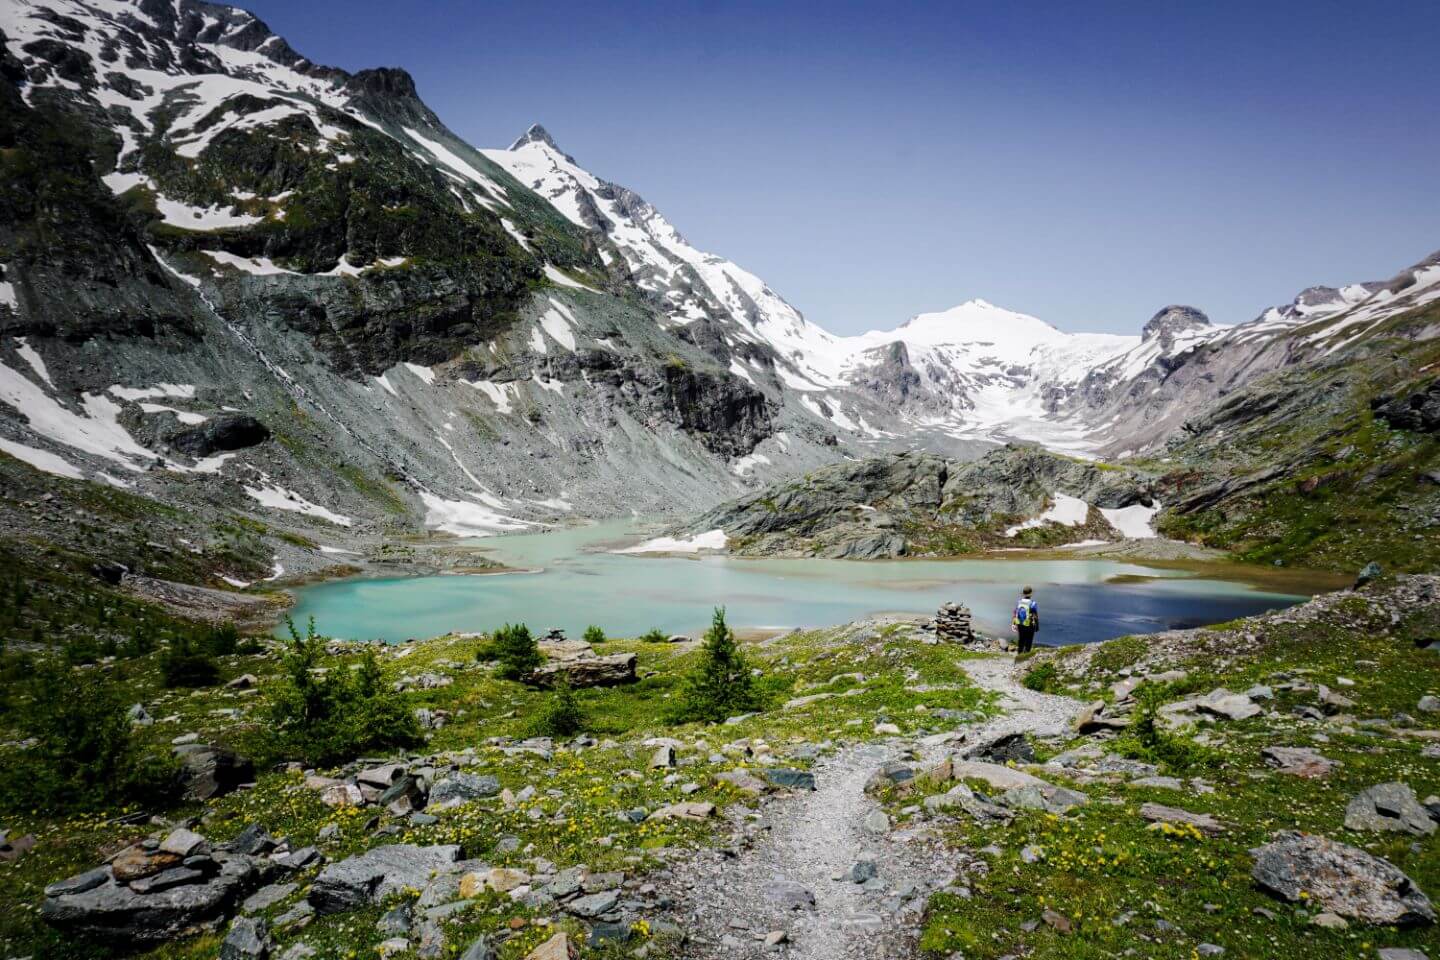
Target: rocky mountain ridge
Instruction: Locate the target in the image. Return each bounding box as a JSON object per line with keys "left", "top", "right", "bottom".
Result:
{"left": 0, "top": 0, "right": 1437, "bottom": 591}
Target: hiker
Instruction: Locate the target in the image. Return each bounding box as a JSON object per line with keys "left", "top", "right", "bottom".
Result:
{"left": 1012, "top": 585, "right": 1039, "bottom": 653}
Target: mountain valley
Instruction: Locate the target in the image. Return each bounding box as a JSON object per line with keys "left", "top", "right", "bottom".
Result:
{"left": 0, "top": 4, "right": 1438, "bottom": 960}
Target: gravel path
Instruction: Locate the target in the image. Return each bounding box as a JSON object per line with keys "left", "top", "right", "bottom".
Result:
{"left": 658, "top": 742, "right": 950, "bottom": 959}
{"left": 655, "top": 654, "right": 1083, "bottom": 958}
{"left": 960, "top": 653, "right": 1083, "bottom": 741}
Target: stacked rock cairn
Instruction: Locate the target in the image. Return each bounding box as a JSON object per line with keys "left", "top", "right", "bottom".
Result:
{"left": 934, "top": 602, "right": 975, "bottom": 642}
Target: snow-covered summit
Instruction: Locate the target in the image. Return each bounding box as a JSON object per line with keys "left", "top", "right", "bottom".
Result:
{"left": 484, "top": 127, "right": 846, "bottom": 391}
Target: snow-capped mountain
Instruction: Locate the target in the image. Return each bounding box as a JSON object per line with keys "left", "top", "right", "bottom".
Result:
{"left": 484, "top": 124, "right": 847, "bottom": 392}
{"left": 1, "top": 0, "right": 1436, "bottom": 582}
{"left": 1051, "top": 254, "right": 1440, "bottom": 455}
{"left": 484, "top": 127, "right": 1149, "bottom": 450}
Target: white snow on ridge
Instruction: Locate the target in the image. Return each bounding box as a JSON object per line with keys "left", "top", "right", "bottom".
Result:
{"left": 1100, "top": 501, "right": 1160, "bottom": 539}
{"left": 139, "top": 403, "right": 207, "bottom": 425}
{"left": 109, "top": 383, "right": 196, "bottom": 401}
{"left": 154, "top": 196, "right": 263, "bottom": 230}
{"left": 0, "top": 360, "right": 158, "bottom": 471}
{"left": 0, "top": 437, "right": 83, "bottom": 479}
{"left": 543, "top": 264, "right": 599, "bottom": 292}
{"left": 14, "top": 338, "right": 52, "bottom": 388}
{"left": 616, "top": 528, "right": 728, "bottom": 554}
{"left": 244, "top": 482, "right": 353, "bottom": 527}
{"left": 1005, "top": 493, "right": 1090, "bottom": 537}
{"left": 539, "top": 299, "right": 578, "bottom": 350}
{"left": 731, "top": 452, "right": 771, "bottom": 476}
{"left": 0, "top": 281, "right": 17, "bottom": 311}
{"left": 404, "top": 363, "right": 437, "bottom": 385}
{"left": 403, "top": 127, "right": 508, "bottom": 203}
{"left": 467, "top": 380, "right": 515, "bottom": 414}
{"left": 419, "top": 490, "right": 532, "bottom": 537}
{"left": 204, "top": 250, "right": 297, "bottom": 276}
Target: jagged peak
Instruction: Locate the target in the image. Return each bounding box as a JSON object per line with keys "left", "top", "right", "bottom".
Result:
{"left": 509, "top": 123, "right": 561, "bottom": 152}
{"left": 1142, "top": 305, "right": 1211, "bottom": 343}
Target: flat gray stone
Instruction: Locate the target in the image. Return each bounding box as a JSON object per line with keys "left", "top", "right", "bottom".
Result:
{"left": 310, "top": 845, "right": 461, "bottom": 914}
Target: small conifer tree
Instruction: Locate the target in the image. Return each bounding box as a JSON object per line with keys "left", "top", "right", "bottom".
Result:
{"left": 669, "top": 607, "right": 759, "bottom": 723}
{"left": 492, "top": 622, "right": 542, "bottom": 681}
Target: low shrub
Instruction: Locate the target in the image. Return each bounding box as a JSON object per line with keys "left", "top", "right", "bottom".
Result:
{"left": 1113, "top": 683, "right": 1220, "bottom": 773}
{"left": 160, "top": 633, "right": 221, "bottom": 688}
{"left": 582, "top": 625, "right": 606, "bottom": 644}
{"left": 265, "top": 617, "right": 422, "bottom": 766}
{"left": 0, "top": 661, "right": 176, "bottom": 812}
{"left": 1021, "top": 660, "right": 1060, "bottom": 693}
{"left": 527, "top": 679, "right": 584, "bottom": 737}
{"left": 638, "top": 628, "right": 668, "bottom": 643}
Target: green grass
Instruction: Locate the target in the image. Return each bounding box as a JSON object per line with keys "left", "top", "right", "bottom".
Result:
{"left": 0, "top": 617, "right": 992, "bottom": 960}
{"left": 912, "top": 587, "right": 1440, "bottom": 960}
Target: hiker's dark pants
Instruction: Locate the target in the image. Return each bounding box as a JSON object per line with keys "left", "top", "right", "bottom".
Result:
{"left": 1016, "top": 626, "right": 1036, "bottom": 653}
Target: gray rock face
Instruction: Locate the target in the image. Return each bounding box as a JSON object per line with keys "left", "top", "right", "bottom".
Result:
{"left": 173, "top": 744, "right": 255, "bottom": 801}
{"left": 682, "top": 446, "right": 1153, "bottom": 558}
{"left": 763, "top": 768, "right": 816, "bottom": 791}
{"left": 1345, "top": 783, "right": 1437, "bottom": 837}
{"left": 1142, "top": 305, "right": 1211, "bottom": 352}
{"left": 565, "top": 891, "right": 619, "bottom": 918}
{"left": 1261, "top": 746, "right": 1338, "bottom": 779}
{"left": 528, "top": 653, "right": 637, "bottom": 689}
{"left": 1003, "top": 784, "right": 1089, "bottom": 815}
{"left": 1140, "top": 802, "right": 1225, "bottom": 836}
{"left": 168, "top": 415, "right": 270, "bottom": 457}
{"left": 1250, "top": 832, "right": 1434, "bottom": 926}
{"left": 962, "top": 732, "right": 1036, "bottom": 764}
{"left": 1373, "top": 379, "right": 1440, "bottom": 434}
{"left": 41, "top": 856, "right": 264, "bottom": 943}
{"left": 429, "top": 774, "right": 502, "bottom": 809}
{"left": 309, "top": 845, "right": 462, "bottom": 915}
{"left": 220, "top": 916, "right": 271, "bottom": 960}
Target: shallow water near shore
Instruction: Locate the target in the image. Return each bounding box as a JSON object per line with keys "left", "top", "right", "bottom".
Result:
{"left": 285, "top": 520, "right": 1330, "bottom": 645}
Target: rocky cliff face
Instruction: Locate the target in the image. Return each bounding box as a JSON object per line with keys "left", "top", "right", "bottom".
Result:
{"left": 0, "top": 0, "right": 865, "bottom": 582}
{"left": 1, "top": 0, "right": 1438, "bottom": 589}
{"left": 681, "top": 447, "right": 1156, "bottom": 559}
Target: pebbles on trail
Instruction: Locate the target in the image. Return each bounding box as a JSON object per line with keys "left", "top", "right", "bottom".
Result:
{"left": 652, "top": 654, "right": 1082, "bottom": 959}
{"left": 652, "top": 743, "right": 947, "bottom": 959}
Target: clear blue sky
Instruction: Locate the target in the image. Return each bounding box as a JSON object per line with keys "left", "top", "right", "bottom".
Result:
{"left": 240, "top": 0, "right": 1440, "bottom": 335}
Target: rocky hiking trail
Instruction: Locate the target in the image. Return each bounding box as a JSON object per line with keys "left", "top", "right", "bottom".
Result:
{"left": 655, "top": 653, "right": 1076, "bottom": 959}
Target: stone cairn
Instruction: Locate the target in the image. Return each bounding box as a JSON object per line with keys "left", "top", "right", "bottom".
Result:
{"left": 934, "top": 602, "right": 975, "bottom": 642}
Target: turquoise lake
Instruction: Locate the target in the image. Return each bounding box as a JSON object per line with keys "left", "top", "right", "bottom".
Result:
{"left": 284, "top": 521, "right": 1319, "bottom": 646}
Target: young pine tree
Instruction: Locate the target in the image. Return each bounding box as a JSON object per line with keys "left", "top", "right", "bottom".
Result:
{"left": 669, "top": 607, "right": 759, "bottom": 723}
{"left": 492, "top": 623, "right": 542, "bottom": 681}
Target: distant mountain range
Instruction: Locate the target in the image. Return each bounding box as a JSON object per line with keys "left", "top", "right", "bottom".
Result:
{"left": 0, "top": 0, "right": 1437, "bottom": 580}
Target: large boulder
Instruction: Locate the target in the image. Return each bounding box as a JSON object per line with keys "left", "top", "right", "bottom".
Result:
{"left": 168, "top": 415, "right": 270, "bottom": 457}
{"left": 1262, "top": 746, "right": 1339, "bottom": 779}
{"left": 1250, "top": 832, "right": 1434, "bottom": 926}
{"left": 41, "top": 855, "right": 264, "bottom": 943}
{"left": 310, "top": 844, "right": 462, "bottom": 914}
{"left": 1140, "top": 802, "right": 1226, "bottom": 836}
{"left": 1344, "top": 783, "right": 1437, "bottom": 837}
{"left": 528, "top": 653, "right": 637, "bottom": 689}
{"left": 962, "top": 732, "right": 1036, "bottom": 764}
{"left": 950, "top": 760, "right": 1048, "bottom": 792}
{"left": 173, "top": 743, "right": 255, "bottom": 801}
{"left": 429, "top": 774, "right": 502, "bottom": 809}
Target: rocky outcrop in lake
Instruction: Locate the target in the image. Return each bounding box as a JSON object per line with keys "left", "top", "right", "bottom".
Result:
{"left": 679, "top": 446, "right": 1156, "bottom": 558}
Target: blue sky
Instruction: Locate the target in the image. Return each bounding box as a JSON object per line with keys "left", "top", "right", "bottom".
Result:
{"left": 240, "top": 0, "right": 1440, "bottom": 335}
